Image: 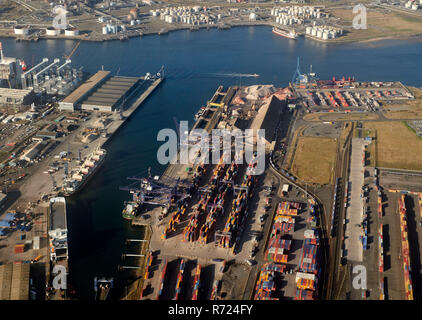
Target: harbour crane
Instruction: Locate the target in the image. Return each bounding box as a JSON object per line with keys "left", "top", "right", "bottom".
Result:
{"left": 119, "top": 168, "right": 193, "bottom": 211}
{"left": 63, "top": 41, "right": 81, "bottom": 61}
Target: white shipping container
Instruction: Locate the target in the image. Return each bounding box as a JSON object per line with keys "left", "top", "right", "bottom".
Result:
{"left": 33, "top": 236, "right": 40, "bottom": 250}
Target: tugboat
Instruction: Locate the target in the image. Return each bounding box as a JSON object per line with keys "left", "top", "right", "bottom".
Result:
{"left": 122, "top": 200, "right": 140, "bottom": 220}
{"left": 94, "top": 277, "right": 114, "bottom": 300}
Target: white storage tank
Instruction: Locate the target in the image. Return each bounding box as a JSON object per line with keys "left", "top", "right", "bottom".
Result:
{"left": 306, "top": 26, "right": 312, "bottom": 34}
{"left": 311, "top": 28, "right": 317, "bottom": 36}
{"left": 65, "top": 28, "right": 79, "bottom": 36}
{"left": 14, "top": 26, "right": 29, "bottom": 35}
{"left": 411, "top": 4, "right": 419, "bottom": 10}
{"left": 102, "top": 26, "right": 109, "bottom": 34}
{"left": 46, "top": 27, "right": 61, "bottom": 36}
{"left": 322, "top": 32, "right": 328, "bottom": 40}
{"left": 317, "top": 30, "right": 322, "bottom": 38}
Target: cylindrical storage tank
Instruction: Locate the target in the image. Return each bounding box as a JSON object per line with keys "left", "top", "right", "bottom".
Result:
{"left": 322, "top": 32, "right": 328, "bottom": 40}
{"left": 65, "top": 28, "right": 79, "bottom": 36}
{"left": 311, "top": 28, "right": 317, "bottom": 36}
{"left": 276, "top": 17, "right": 280, "bottom": 23}
{"left": 102, "top": 26, "right": 108, "bottom": 34}
{"left": 46, "top": 27, "right": 60, "bottom": 36}
{"left": 317, "top": 30, "right": 322, "bottom": 38}
{"left": 306, "top": 26, "right": 312, "bottom": 34}
{"left": 130, "top": 20, "right": 135, "bottom": 25}
{"left": 412, "top": 4, "right": 419, "bottom": 10}
{"left": 14, "top": 26, "right": 29, "bottom": 35}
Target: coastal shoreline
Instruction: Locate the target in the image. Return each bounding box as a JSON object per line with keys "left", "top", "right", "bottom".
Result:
{"left": 5, "top": 21, "right": 422, "bottom": 45}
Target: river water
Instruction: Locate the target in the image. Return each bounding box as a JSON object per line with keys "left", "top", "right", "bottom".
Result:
{"left": 1, "top": 26, "right": 422, "bottom": 299}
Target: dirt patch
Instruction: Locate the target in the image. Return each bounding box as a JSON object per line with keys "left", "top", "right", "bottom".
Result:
{"left": 364, "top": 121, "right": 422, "bottom": 170}
{"left": 291, "top": 136, "right": 337, "bottom": 185}
{"left": 331, "top": 8, "right": 422, "bottom": 42}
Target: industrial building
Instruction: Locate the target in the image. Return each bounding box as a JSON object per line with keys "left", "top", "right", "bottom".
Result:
{"left": 59, "top": 70, "right": 142, "bottom": 112}
{"left": 0, "top": 88, "right": 34, "bottom": 106}
{"left": 0, "top": 43, "right": 23, "bottom": 89}
{"left": 20, "top": 141, "right": 49, "bottom": 162}
{"left": 81, "top": 76, "right": 140, "bottom": 112}
{"left": 0, "top": 263, "right": 30, "bottom": 300}
{"left": 20, "top": 57, "right": 83, "bottom": 96}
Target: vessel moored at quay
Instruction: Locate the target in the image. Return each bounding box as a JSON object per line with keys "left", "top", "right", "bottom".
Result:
{"left": 272, "top": 27, "right": 298, "bottom": 40}
{"left": 62, "top": 148, "right": 107, "bottom": 196}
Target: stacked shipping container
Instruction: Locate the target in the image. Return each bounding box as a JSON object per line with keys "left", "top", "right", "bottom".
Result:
{"left": 398, "top": 195, "right": 414, "bottom": 300}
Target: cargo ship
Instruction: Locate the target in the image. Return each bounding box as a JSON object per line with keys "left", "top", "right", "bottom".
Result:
{"left": 272, "top": 27, "right": 298, "bottom": 40}
{"left": 49, "top": 197, "right": 68, "bottom": 262}
{"left": 62, "top": 148, "right": 107, "bottom": 196}
{"left": 47, "top": 197, "right": 69, "bottom": 299}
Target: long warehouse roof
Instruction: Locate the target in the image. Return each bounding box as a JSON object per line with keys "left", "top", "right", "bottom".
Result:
{"left": 61, "top": 70, "right": 110, "bottom": 104}
{"left": 0, "top": 264, "right": 29, "bottom": 300}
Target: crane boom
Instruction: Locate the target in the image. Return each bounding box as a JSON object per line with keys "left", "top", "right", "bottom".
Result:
{"left": 63, "top": 41, "right": 81, "bottom": 60}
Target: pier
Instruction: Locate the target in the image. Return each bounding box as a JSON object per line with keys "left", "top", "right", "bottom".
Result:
{"left": 100, "top": 75, "right": 164, "bottom": 148}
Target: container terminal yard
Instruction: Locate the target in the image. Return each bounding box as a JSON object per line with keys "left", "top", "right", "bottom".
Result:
{"left": 1, "top": 46, "right": 422, "bottom": 301}
{"left": 115, "top": 82, "right": 329, "bottom": 301}
{"left": 115, "top": 61, "right": 422, "bottom": 301}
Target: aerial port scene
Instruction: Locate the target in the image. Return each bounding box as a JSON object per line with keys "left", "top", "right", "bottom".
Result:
{"left": 0, "top": 0, "right": 421, "bottom": 313}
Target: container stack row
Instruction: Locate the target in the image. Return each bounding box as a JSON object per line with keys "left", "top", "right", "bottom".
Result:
{"left": 398, "top": 195, "right": 414, "bottom": 300}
